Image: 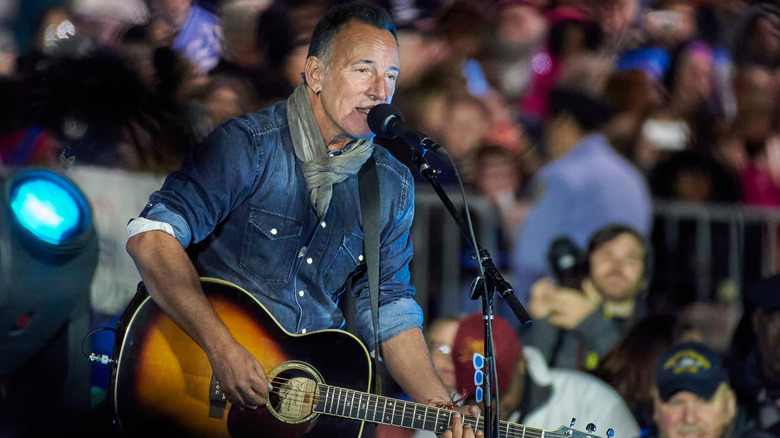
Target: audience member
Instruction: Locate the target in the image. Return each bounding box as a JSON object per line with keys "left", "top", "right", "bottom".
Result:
{"left": 207, "top": 0, "right": 266, "bottom": 108}
{"left": 189, "top": 73, "right": 256, "bottom": 139}
{"left": 518, "top": 6, "right": 603, "bottom": 124}
{"left": 482, "top": 0, "right": 548, "bottom": 104}
{"left": 512, "top": 56, "right": 652, "bottom": 305}
{"left": 660, "top": 40, "right": 723, "bottom": 150}
{"left": 729, "top": 273, "right": 780, "bottom": 433}
{"left": 603, "top": 56, "right": 667, "bottom": 160}
{"left": 650, "top": 342, "right": 771, "bottom": 438}
{"left": 434, "top": 0, "right": 491, "bottom": 100}
{"left": 147, "top": 0, "right": 221, "bottom": 73}
{"left": 642, "top": 0, "right": 699, "bottom": 52}
{"left": 241, "top": 0, "right": 330, "bottom": 107}
{"left": 595, "top": 0, "right": 644, "bottom": 52}
{"left": 426, "top": 315, "right": 464, "bottom": 398}
{"left": 731, "top": 3, "right": 780, "bottom": 70}
{"left": 524, "top": 224, "right": 650, "bottom": 370}
{"left": 452, "top": 313, "right": 641, "bottom": 437}
{"left": 469, "top": 143, "right": 530, "bottom": 249}
{"left": 70, "top": 0, "right": 148, "bottom": 49}
{"left": 731, "top": 64, "right": 780, "bottom": 207}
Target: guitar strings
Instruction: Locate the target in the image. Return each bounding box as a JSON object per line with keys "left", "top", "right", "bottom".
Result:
{"left": 265, "top": 378, "right": 570, "bottom": 438}
{"left": 259, "top": 376, "right": 571, "bottom": 438}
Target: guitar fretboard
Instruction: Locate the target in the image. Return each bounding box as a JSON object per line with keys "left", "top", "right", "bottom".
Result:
{"left": 313, "top": 384, "right": 567, "bottom": 437}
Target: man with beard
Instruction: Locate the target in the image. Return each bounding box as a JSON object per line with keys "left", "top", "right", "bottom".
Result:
{"left": 523, "top": 224, "right": 649, "bottom": 370}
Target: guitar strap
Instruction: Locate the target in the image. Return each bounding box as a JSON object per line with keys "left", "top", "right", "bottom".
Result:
{"left": 358, "top": 155, "right": 382, "bottom": 396}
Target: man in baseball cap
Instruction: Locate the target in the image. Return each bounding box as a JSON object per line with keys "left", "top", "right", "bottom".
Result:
{"left": 449, "top": 313, "right": 640, "bottom": 436}
{"left": 656, "top": 342, "right": 730, "bottom": 403}
{"left": 650, "top": 342, "right": 767, "bottom": 438}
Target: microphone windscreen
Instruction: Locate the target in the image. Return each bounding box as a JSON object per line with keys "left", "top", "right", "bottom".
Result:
{"left": 367, "top": 103, "right": 403, "bottom": 138}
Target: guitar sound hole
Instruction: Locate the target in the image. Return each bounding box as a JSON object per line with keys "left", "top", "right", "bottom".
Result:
{"left": 267, "top": 367, "right": 318, "bottom": 423}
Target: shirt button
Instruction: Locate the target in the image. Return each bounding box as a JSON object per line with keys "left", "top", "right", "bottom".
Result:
{"left": 306, "top": 257, "right": 313, "bottom": 264}
{"left": 320, "top": 221, "right": 326, "bottom": 228}
{"left": 358, "top": 255, "right": 364, "bottom": 262}
{"left": 301, "top": 328, "right": 307, "bottom": 334}
{"left": 298, "top": 290, "right": 305, "bottom": 297}
{"left": 270, "top": 228, "right": 278, "bottom": 235}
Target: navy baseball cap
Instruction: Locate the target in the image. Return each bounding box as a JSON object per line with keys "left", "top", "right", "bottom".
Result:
{"left": 656, "top": 342, "right": 729, "bottom": 402}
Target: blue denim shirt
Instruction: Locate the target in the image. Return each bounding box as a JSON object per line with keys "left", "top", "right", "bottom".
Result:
{"left": 139, "top": 100, "right": 423, "bottom": 349}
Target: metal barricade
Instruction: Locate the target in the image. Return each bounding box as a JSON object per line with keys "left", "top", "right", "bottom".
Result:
{"left": 410, "top": 196, "right": 780, "bottom": 320}
{"left": 410, "top": 187, "right": 503, "bottom": 320}
{"left": 650, "top": 200, "right": 780, "bottom": 310}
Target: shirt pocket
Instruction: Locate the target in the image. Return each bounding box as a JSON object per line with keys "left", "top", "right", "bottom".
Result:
{"left": 241, "top": 208, "right": 302, "bottom": 282}
{"left": 322, "top": 232, "right": 364, "bottom": 293}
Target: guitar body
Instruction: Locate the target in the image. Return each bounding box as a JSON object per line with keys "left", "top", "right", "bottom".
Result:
{"left": 110, "top": 278, "right": 371, "bottom": 438}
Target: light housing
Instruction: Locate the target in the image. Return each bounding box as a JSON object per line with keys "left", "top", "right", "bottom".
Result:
{"left": 0, "top": 167, "right": 98, "bottom": 376}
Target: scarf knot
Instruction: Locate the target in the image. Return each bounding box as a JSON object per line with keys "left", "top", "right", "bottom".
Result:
{"left": 286, "top": 84, "right": 374, "bottom": 217}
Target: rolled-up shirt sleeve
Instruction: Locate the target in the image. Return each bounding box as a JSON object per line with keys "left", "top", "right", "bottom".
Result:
{"left": 127, "top": 117, "right": 262, "bottom": 249}
{"left": 127, "top": 204, "right": 193, "bottom": 247}
{"left": 355, "top": 296, "right": 424, "bottom": 353}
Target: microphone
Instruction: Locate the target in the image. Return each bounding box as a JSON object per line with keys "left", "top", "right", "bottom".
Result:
{"left": 367, "top": 103, "right": 446, "bottom": 155}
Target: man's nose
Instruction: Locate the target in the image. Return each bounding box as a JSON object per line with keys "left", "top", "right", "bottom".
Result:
{"left": 682, "top": 404, "right": 697, "bottom": 424}
{"left": 368, "top": 76, "right": 388, "bottom": 102}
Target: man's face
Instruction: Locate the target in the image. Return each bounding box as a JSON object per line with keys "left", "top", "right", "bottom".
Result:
{"left": 653, "top": 385, "right": 736, "bottom": 438}
{"left": 308, "top": 21, "right": 399, "bottom": 143}
{"left": 428, "top": 320, "right": 459, "bottom": 394}
{"left": 588, "top": 233, "right": 645, "bottom": 302}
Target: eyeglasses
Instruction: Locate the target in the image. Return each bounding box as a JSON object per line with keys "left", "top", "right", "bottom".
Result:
{"left": 432, "top": 344, "right": 452, "bottom": 355}
{"left": 473, "top": 353, "right": 484, "bottom": 402}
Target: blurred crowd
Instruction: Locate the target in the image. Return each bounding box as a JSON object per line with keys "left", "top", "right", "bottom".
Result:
{"left": 2, "top": 0, "right": 780, "bottom": 205}
{"left": 1, "top": 0, "right": 780, "bottom": 437}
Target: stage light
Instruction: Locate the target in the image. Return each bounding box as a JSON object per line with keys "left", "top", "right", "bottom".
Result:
{"left": 9, "top": 169, "right": 90, "bottom": 245}
{"left": 0, "top": 167, "right": 98, "bottom": 433}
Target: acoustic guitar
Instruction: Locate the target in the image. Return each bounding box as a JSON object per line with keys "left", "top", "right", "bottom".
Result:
{"left": 110, "top": 277, "right": 604, "bottom": 438}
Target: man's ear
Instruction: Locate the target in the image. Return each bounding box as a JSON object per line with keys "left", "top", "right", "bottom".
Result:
{"left": 304, "top": 56, "right": 325, "bottom": 91}
{"left": 651, "top": 388, "right": 662, "bottom": 424}
{"left": 725, "top": 387, "right": 737, "bottom": 421}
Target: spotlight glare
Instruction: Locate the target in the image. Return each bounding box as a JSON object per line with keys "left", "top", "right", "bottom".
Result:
{"left": 8, "top": 171, "right": 89, "bottom": 244}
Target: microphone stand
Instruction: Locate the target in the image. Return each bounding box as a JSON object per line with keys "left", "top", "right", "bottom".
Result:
{"left": 409, "top": 147, "right": 533, "bottom": 438}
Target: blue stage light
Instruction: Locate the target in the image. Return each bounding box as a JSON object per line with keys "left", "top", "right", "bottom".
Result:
{"left": 8, "top": 169, "right": 91, "bottom": 244}
{"left": 1, "top": 167, "right": 98, "bottom": 434}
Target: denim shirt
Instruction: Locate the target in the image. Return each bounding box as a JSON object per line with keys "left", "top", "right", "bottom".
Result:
{"left": 139, "top": 100, "right": 422, "bottom": 349}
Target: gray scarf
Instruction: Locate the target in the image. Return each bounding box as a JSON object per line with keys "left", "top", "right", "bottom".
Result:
{"left": 286, "top": 84, "right": 374, "bottom": 217}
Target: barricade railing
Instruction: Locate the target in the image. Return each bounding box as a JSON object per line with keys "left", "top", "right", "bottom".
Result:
{"left": 409, "top": 190, "right": 780, "bottom": 321}
{"left": 650, "top": 200, "right": 780, "bottom": 309}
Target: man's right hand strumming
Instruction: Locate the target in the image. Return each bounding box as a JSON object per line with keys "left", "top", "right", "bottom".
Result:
{"left": 206, "top": 339, "right": 272, "bottom": 409}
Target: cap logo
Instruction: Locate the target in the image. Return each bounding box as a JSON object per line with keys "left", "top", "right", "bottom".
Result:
{"left": 458, "top": 338, "right": 484, "bottom": 366}
{"left": 663, "top": 350, "right": 711, "bottom": 375}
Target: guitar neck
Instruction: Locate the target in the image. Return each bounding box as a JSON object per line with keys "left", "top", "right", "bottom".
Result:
{"left": 313, "top": 384, "right": 547, "bottom": 436}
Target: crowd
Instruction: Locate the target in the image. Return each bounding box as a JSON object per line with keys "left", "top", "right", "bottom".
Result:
{"left": 1, "top": 0, "right": 780, "bottom": 437}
